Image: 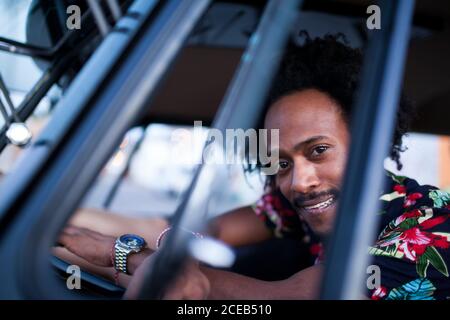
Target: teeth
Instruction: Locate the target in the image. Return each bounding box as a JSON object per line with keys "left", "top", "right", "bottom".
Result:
{"left": 303, "top": 197, "right": 334, "bottom": 210}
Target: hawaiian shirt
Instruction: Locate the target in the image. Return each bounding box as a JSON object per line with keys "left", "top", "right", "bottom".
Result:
{"left": 252, "top": 171, "right": 450, "bottom": 300}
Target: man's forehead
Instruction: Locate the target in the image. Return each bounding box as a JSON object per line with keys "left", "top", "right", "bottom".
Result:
{"left": 264, "top": 92, "right": 348, "bottom": 151}
{"left": 264, "top": 107, "right": 343, "bottom": 148}
{"left": 265, "top": 96, "right": 345, "bottom": 133}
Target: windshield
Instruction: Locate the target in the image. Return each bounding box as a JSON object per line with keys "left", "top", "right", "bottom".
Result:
{"left": 0, "top": 0, "right": 101, "bottom": 174}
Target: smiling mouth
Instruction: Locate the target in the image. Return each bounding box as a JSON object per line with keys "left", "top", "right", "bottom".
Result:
{"left": 297, "top": 196, "right": 336, "bottom": 215}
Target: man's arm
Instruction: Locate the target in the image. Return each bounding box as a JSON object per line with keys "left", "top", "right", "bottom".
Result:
{"left": 69, "top": 205, "right": 272, "bottom": 249}
{"left": 207, "top": 206, "right": 273, "bottom": 246}
{"left": 57, "top": 219, "right": 319, "bottom": 299}
{"left": 201, "top": 265, "right": 322, "bottom": 299}
{"left": 68, "top": 208, "right": 168, "bottom": 250}
{"left": 124, "top": 253, "right": 323, "bottom": 299}
{"left": 55, "top": 226, "right": 155, "bottom": 287}
{"left": 57, "top": 205, "right": 273, "bottom": 286}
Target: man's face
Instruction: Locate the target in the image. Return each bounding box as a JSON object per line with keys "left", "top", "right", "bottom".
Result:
{"left": 264, "top": 89, "right": 350, "bottom": 238}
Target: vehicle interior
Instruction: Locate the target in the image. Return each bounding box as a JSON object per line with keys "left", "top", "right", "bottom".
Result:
{"left": 0, "top": 0, "right": 449, "bottom": 299}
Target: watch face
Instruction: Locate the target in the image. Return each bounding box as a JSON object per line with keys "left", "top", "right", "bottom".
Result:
{"left": 119, "top": 234, "right": 146, "bottom": 249}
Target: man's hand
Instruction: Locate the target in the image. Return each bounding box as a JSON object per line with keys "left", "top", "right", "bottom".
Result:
{"left": 125, "top": 255, "right": 210, "bottom": 300}
{"left": 163, "top": 260, "right": 210, "bottom": 300}
{"left": 58, "top": 226, "right": 153, "bottom": 275}
{"left": 58, "top": 226, "right": 115, "bottom": 267}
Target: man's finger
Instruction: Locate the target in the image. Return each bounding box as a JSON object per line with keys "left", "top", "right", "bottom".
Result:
{"left": 58, "top": 231, "right": 77, "bottom": 247}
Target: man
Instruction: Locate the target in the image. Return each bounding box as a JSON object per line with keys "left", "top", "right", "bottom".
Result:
{"left": 58, "top": 34, "right": 450, "bottom": 299}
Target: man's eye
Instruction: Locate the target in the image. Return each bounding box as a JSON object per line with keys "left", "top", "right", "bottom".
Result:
{"left": 278, "top": 160, "right": 290, "bottom": 170}
{"left": 312, "top": 145, "right": 329, "bottom": 157}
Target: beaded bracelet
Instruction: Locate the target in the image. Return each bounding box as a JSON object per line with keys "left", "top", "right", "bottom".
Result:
{"left": 155, "top": 226, "right": 203, "bottom": 249}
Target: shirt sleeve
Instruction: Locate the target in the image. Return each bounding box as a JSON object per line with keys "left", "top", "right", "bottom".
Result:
{"left": 368, "top": 173, "right": 450, "bottom": 300}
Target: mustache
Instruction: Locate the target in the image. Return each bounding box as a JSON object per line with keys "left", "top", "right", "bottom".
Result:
{"left": 293, "top": 188, "right": 340, "bottom": 208}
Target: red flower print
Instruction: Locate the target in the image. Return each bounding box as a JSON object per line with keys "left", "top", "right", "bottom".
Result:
{"left": 396, "top": 227, "right": 450, "bottom": 261}
{"left": 401, "top": 227, "right": 432, "bottom": 245}
{"left": 398, "top": 243, "right": 419, "bottom": 261}
{"left": 371, "top": 286, "right": 388, "bottom": 300}
{"left": 397, "top": 228, "right": 432, "bottom": 261}
{"left": 403, "top": 192, "right": 423, "bottom": 208}
{"left": 394, "top": 184, "right": 407, "bottom": 194}
{"left": 395, "top": 209, "right": 422, "bottom": 225}
{"left": 420, "top": 215, "right": 448, "bottom": 230}
{"left": 430, "top": 234, "right": 450, "bottom": 249}
{"left": 310, "top": 243, "right": 326, "bottom": 264}
{"left": 310, "top": 243, "right": 323, "bottom": 256}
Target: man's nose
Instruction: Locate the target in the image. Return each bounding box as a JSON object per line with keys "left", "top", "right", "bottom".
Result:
{"left": 290, "top": 160, "right": 320, "bottom": 194}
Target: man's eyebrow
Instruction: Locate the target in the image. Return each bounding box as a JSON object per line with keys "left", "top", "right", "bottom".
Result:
{"left": 270, "top": 135, "right": 329, "bottom": 155}
{"left": 293, "top": 135, "right": 328, "bottom": 152}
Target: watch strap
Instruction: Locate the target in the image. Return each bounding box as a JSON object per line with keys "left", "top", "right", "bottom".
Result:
{"left": 114, "top": 245, "right": 129, "bottom": 274}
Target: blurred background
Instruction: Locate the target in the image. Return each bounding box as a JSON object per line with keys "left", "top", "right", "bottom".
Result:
{"left": 0, "top": 0, "right": 449, "bottom": 222}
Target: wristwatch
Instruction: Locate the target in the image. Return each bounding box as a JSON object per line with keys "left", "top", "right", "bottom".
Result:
{"left": 114, "top": 234, "right": 146, "bottom": 275}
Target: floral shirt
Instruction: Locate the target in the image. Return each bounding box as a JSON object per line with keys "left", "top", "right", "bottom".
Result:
{"left": 252, "top": 171, "right": 450, "bottom": 300}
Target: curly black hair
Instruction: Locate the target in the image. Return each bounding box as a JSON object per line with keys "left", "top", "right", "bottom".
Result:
{"left": 247, "top": 32, "right": 415, "bottom": 185}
